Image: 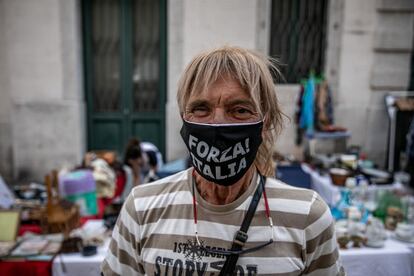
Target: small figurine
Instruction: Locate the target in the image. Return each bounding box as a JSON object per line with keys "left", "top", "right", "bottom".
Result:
{"left": 385, "top": 206, "right": 404, "bottom": 230}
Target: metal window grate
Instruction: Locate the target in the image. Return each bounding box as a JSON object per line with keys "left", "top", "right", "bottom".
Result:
{"left": 270, "top": 0, "right": 328, "bottom": 83}
{"left": 132, "top": 0, "right": 160, "bottom": 112}
{"left": 91, "top": 0, "right": 121, "bottom": 112}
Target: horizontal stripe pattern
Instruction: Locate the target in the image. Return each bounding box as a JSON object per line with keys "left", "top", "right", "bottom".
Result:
{"left": 131, "top": 171, "right": 188, "bottom": 198}
{"left": 137, "top": 204, "right": 309, "bottom": 229}
{"left": 134, "top": 191, "right": 193, "bottom": 212}
{"left": 101, "top": 259, "right": 121, "bottom": 276}
{"left": 140, "top": 233, "right": 303, "bottom": 258}
{"left": 306, "top": 223, "right": 335, "bottom": 254}
{"left": 103, "top": 249, "right": 142, "bottom": 275}
{"left": 305, "top": 248, "right": 339, "bottom": 274}
{"left": 108, "top": 238, "right": 142, "bottom": 273}
{"left": 103, "top": 168, "right": 343, "bottom": 275}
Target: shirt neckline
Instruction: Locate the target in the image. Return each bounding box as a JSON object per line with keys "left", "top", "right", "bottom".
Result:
{"left": 186, "top": 168, "right": 259, "bottom": 214}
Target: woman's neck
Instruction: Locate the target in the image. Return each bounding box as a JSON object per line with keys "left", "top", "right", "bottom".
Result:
{"left": 194, "top": 166, "right": 255, "bottom": 205}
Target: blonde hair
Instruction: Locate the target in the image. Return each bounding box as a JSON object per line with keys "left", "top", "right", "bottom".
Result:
{"left": 177, "top": 46, "right": 283, "bottom": 177}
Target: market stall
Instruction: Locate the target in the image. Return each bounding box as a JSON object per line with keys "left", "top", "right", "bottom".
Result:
{"left": 340, "top": 238, "right": 414, "bottom": 276}
{"left": 52, "top": 220, "right": 109, "bottom": 276}
{"left": 1, "top": 147, "right": 414, "bottom": 276}
{"left": 53, "top": 221, "right": 414, "bottom": 276}
{"left": 303, "top": 164, "right": 403, "bottom": 207}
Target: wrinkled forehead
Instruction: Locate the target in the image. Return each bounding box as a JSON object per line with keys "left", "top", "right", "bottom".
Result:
{"left": 192, "top": 74, "right": 243, "bottom": 95}
{"left": 186, "top": 72, "right": 262, "bottom": 113}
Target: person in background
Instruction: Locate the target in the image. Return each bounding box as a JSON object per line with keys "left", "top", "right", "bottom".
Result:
{"left": 141, "top": 141, "right": 164, "bottom": 172}
{"left": 102, "top": 46, "right": 344, "bottom": 275}
{"left": 405, "top": 117, "right": 414, "bottom": 188}
{"left": 123, "top": 138, "right": 143, "bottom": 188}
{"left": 143, "top": 150, "right": 160, "bottom": 183}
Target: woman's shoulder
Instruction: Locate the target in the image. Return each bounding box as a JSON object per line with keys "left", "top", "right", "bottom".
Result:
{"left": 265, "top": 177, "right": 330, "bottom": 224}
{"left": 265, "top": 177, "right": 317, "bottom": 201}
{"left": 130, "top": 168, "right": 191, "bottom": 199}
{"left": 124, "top": 169, "right": 192, "bottom": 227}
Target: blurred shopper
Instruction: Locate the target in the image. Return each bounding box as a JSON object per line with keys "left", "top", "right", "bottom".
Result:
{"left": 123, "top": 138, "right": 143, "bottom": 188}
{"left": 142, "top": 150, "right": 160, "bottom": 183}
{"left": 406, "top": 117, "right": 414, "bottom": 188}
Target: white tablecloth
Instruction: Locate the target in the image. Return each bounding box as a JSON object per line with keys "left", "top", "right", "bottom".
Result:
{"left": 52, "top": 219, "right": 414, "bottom": 276}
{"left": 340, "top": 238, "right": 414, "bottom": 276}
{"left": 52, "top": 239, "right": 108, "bottom": 276}
{"left": 303, "top": 165, "right": 401, "bottom": 207}
{"left": 52, "top": 237, "right": 414, "bottom": 276}
{"left": 52, "top": 220, "right": 109, "bottom": 276}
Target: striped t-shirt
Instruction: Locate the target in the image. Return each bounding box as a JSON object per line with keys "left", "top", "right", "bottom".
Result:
{"left": 102, "top": 168, "right": 344, "bottom": 275}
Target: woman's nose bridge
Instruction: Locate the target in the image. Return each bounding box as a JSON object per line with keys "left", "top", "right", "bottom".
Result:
{"left": 211, "top": 107, "right": 226, "bottom": 124}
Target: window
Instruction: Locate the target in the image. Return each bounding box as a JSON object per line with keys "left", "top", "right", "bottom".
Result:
{"left": 270, "top": 0, "right": 328, "bottom": 83}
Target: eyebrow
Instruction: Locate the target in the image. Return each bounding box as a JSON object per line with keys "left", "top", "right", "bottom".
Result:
{"left": 186, "top": 99, "right": 210, "bottom": 110}
{"left": 186, "top": 99, "right": 257, "bottom": 111}
{"left": 224, "top": 99, "right": 256, "bottom": 108}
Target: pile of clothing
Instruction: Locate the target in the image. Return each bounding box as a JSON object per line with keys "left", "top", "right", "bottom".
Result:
{"left": 295, "top": 74, "right": 347, "bottom": 145}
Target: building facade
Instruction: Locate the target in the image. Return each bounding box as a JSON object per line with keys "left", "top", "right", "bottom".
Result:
{"left": 0, "top": 0, "right": 413, "bottom": 182}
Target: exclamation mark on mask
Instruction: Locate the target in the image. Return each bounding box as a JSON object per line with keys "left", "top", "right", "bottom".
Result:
{"left": 245, "top": 138, "right": 250, "bottom": 153}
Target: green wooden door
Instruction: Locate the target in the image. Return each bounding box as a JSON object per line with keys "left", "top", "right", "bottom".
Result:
{"left": 82, "top": 0, "right": 166, "bottom": 157}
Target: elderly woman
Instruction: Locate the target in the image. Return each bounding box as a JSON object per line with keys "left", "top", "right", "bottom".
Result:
{"left": 102, "top": 46, "right": 344, "bottom": 275}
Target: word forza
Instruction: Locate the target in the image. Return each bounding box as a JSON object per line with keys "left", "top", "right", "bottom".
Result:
{"left": 188, "top": 135, "right": 250, "bottom": 180}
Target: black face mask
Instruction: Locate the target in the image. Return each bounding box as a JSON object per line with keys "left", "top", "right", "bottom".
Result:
{"left": 180, "top": 120, "right": 263, "bottom": 186}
